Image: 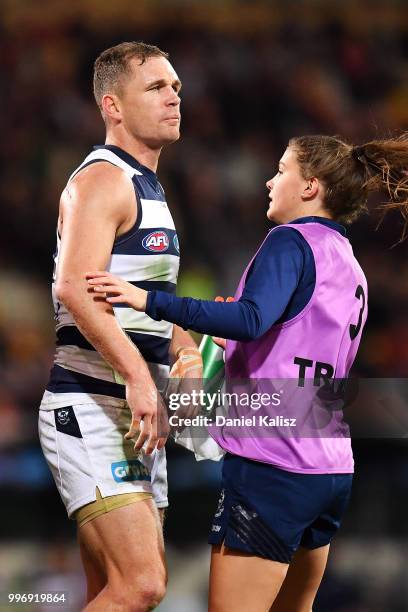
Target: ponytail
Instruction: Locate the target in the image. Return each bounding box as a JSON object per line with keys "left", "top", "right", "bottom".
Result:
{"left": 290, "top": 133, "right": 408, "bottom": 237}
{"left": 352, "top": 134, "right": 408, "bottom": 239}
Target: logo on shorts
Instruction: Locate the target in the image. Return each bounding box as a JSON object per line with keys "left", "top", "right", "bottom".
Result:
{"left": 173, "top": 234, "right": 180, "bottom": 253}
{"left": 111, "top": 460, "right": 151, "bottom": 483}
{"left": 56, "top": 409, "right": 70, "bottom": 426}
{"left": 214, "top": 489, "right": 225, "bottom": 518}
{"left": 54, "top": 406, "right": 82, "bottom": 438}
{"left": 142, "top": 231, "right": 169, "bottom": 252}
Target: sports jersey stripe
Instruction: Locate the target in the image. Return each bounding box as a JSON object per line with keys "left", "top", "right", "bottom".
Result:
{"left": 113, "top": 308, "right": 172, "bottom": 338}
{"left": 56, "top": 326, "right": 171, "bottom": 364}
{"left": 54, "top": 346, "right": 169, "bottom": 383}
{"left": 47, "top": 364, "right": 126, "bottom": 398}
{"left": 129, "top": 280, "right": 176, "bottom": 293}
{"left": 139, "top": 199, "right": 175, "bottom": 230}
{"left": 132, "top": 179, "right": 165, "bottom": 201}
{"left": 113, "top": 229, "right": 179, "bottom": 257}
{"left": 47, "top": 363, "right": 169, "bottom": 397}
{"left": 107, "top": 254, "right": 179, "bottom": 282}
{"left": 68, "top": 149, "right": 143, "bottom": 183}
{"left": 55, "top": 346, "right": 118, "bottom": 381}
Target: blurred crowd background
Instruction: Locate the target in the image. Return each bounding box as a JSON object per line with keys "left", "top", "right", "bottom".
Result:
{"left": 0, "top": 0, "right": 407, "bottom": 610}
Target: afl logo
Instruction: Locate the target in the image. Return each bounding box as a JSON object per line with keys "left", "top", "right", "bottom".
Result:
{"left": 142, "top": 231, "right": 169, "bottom": 252}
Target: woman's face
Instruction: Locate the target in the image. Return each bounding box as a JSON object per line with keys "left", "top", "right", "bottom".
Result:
{"left": 266, "top": 147, "right": 311, "bottom": 224}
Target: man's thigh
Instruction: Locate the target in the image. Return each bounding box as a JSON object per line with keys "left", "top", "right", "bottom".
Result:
{"left": 79, "top": 496, "right": 166, "bottom": 587}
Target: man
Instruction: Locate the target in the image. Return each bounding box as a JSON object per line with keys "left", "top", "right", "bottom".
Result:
{"left": 39, "top": 42, "right": 202, "bottom": 610}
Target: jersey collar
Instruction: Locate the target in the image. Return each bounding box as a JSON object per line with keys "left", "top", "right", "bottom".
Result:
{"left": 93, "top": 144, "right": 158, "bottom": 183}
{"left": 289, "top": 216, "right": 347, "bottom": 236}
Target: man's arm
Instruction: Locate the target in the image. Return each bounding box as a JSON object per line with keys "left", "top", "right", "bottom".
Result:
{"left": 169, "top": 325, "right": 199, "bottom": 364}
{"left": 168, "top": 325, "right": 202, "bottom": 382}
{"left": 55, "top": 163, "right": 167, "bottom": 453}
{"left": 166, "top": 327, "right": 203, "bottom": 426}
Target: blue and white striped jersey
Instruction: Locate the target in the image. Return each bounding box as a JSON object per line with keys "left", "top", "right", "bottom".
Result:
{"left": 42, "top": 145, "right": 179, "bottom": 408}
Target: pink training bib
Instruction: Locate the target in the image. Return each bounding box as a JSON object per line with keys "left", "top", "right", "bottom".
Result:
{"left": 211, "top": 223, "right": 368, "bottom": 474}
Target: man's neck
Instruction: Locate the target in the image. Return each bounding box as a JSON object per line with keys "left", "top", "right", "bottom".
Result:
{"left": 105, "top": 133, "right": 161, "bottom": 172}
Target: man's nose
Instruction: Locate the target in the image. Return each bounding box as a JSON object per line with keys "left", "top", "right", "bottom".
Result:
{"left": 168, "top": 89, "right": 181, "bottom": 106}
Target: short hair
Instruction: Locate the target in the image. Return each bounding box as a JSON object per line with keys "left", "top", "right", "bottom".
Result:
{"left": 93, "top": 41, "right": 169, "bottom": 110}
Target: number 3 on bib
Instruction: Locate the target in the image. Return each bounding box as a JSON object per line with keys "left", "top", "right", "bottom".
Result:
{"left": 349, "top": 285, "right": 366, "bottom": 340}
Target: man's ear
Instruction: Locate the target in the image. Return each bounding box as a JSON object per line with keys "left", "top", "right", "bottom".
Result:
{"left": 101, "top": 93, "right": 121, "bottom": 122}
{"left": 301, "top": 176, "right": 319, "bottom": 200}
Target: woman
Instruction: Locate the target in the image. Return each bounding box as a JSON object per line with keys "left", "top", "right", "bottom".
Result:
{"left": 87, "top": 134, "right": 408, "bottom": 612}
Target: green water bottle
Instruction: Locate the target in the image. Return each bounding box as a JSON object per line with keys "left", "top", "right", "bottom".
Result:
{"left": 199, "top": 334, "right": 224, "bottom": 382}
{"left": 199, "top": 295, "right": 232, "bottom": 397}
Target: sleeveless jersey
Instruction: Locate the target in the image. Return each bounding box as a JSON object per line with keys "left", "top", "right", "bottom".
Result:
{"left": 212, "top": 222, "right": 367, "bottom": 473}
{"left": 42, "top": 145, "right": 180, "bottom": 408}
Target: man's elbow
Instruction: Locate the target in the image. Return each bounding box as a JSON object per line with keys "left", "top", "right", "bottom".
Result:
{"left": 55, "top": 279, "right": 82, "bottom": 306}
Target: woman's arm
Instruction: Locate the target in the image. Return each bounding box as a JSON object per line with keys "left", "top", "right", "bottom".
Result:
{"left": 87, "top": 228, "right": 311, "bottom": 341}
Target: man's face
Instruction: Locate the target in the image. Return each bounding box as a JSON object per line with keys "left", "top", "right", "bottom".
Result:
{"left": 116, "top": 56, "right": 181, "bottom": 148}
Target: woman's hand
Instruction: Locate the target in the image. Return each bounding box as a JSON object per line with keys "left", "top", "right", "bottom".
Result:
{"left": 86, "top": 271, "right": 148, "bottom": 311}
{"left": 212, "top": 337, "right": 226, "bottom": 350}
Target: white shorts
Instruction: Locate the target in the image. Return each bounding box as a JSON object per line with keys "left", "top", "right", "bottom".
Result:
{"left": 38, "top": 397, "right": 168, "bottom": 518}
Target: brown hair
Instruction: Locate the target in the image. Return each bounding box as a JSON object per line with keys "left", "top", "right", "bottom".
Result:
{"left": 289, "top": 134, "right": 408, "bottom": 236}
{"left": 93, "top": 41, "right": 169, "bottom": 110}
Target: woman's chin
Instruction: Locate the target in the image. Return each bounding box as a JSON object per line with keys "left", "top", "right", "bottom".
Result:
{"left": 266, "top": 207, "right": 277, "bottom": 222}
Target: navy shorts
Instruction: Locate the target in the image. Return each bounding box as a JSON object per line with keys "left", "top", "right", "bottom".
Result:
{"left": 208, "top": 453, "right": 353, "bottom": 564}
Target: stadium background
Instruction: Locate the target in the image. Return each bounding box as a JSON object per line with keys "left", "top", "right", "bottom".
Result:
{"left": 0, "top": 0, "right": 407, "bottom": 610}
